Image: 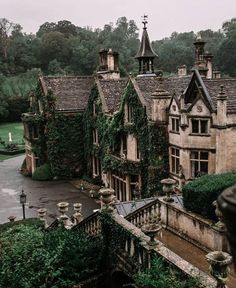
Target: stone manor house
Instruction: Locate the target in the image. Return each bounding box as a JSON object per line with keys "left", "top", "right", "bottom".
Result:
{"left": 22, "top": 22, "right": 236, "bottom": 201}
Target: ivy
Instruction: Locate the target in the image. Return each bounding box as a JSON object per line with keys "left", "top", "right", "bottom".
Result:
{"left": 84, "top": 80, "right": 169, "bottom": 197}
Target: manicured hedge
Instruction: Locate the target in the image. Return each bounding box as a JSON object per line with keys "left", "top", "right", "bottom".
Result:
{"left": 32, "top": 163, "right": 52, "bottom": 181}
{"left": 182, "top": 173, "right": 236, "bottom": 219}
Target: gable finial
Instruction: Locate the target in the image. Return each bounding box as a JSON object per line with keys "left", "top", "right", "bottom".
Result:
{"left": 142, "top": 14, "right": 148, "bottom": 29}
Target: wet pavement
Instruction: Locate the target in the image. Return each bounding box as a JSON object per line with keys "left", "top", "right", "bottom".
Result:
{"left": 0, "top": 155, "right": 99, "bottom": 224}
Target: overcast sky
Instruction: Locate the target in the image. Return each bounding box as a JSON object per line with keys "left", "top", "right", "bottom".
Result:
{"left": 1, "top": 0, "right": 235, "bottom": 40}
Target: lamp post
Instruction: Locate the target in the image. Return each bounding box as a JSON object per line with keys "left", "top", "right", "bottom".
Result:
{"left": 20, "top": 189, "right": 26, "bottom": 220}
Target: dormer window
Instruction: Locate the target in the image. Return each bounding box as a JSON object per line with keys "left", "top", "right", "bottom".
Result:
{"left": 125, "top": 104, "right": 134, "bottom": 123}
{"left": 171, "top": 117, "right": 180, "bottom": 133}
{"left": 191, "top": 119, "right": 208, "bottom": 134}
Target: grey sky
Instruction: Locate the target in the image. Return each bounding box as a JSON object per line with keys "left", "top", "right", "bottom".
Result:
{"left": 1, "top": 0, "right": 235, "bottom": 40}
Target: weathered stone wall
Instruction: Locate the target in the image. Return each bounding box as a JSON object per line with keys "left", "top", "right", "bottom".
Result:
{"left": 159, "top": 198, "right": 229, "bottom": 252}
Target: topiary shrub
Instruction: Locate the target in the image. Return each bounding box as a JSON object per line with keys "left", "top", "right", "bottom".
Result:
{"left": 32, "top": 163, "right": 52, "bottom": 181}
{"left": 183, "top": 172, "right": 236, "bottom": 219}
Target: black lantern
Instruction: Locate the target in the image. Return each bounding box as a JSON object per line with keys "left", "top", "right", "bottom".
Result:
{"left": 20, "top": 189, "right": 27, "bottom": 219}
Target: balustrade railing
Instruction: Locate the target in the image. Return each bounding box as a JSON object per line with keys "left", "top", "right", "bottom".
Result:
{"left": 125, "top": 197, "right": 161, "bottom": 227}
{"left": 72, "top": 211, "right": 101, "bottom": 236}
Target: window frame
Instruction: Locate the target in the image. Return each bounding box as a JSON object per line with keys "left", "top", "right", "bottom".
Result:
{"left": 170, "top": 117, "right": 180, "bottom": 133}
{"left": 170, "top": 147, "right": 180, "bottom": 175}
{"left": 190, "top": 150, "right": 209, "bottom": 178}
{"left": 191, "top": 118, "right": 209, "bottom": 135}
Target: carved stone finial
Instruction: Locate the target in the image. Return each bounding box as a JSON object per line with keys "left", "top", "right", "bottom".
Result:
{"left": 142, "top": 14, "right": 148, "bottom": 29}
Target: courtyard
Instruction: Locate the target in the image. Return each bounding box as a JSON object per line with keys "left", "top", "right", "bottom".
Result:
{"left": 0, "top": 154, "right": 99, "bottom": 224}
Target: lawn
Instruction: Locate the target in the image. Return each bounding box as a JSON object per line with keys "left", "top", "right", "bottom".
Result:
{"left": 0, "top": 122, "right": 24, "bottom": 145}
{"left": 0, "top": 122, "right": 24, "bottom": 161}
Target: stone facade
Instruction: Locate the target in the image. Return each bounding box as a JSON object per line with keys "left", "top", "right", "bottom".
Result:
{"left": 22, "top": 24, "right": 236, "bottom": 198}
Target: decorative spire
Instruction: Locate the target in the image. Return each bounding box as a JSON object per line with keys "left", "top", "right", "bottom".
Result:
{"left": 135, "top": 15, "right": 158, "bottom": 75}
{"left": 142, "top": 14, "right": 148, "bottom": 29}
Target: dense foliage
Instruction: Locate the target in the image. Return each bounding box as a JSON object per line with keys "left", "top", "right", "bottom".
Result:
{"left": 0, "top": 222, "right": 102, "bottom": 288}
{"left": 46, "top": 113, "right": 85, "bottom": 178}
{"left": 183, "top": 172, "right": 236, "bottom": 219}
{"left": 135, "top": 257, "right": 200, "bottom": 288}
{"left": 0, "top": 17, "right": 236, "bottom": 122}
{"left": 32, "top": 163, "right": 52, "bottom": 181}
{"left": 84, "top": 81, "right": 168, "bottom": 197}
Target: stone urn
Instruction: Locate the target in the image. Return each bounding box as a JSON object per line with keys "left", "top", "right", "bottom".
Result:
{"left": 37, "top": 208, "right": 48, "bottom": 228}
{"left": 206, "top": 251, "right": 232, "bottom": 288}
{"left": 73, "top": 203, "right": 83, "bottom": 224}
{"left": 57, "top": 202, "right": 69, "bottom": 216}
{"left": 99, "top": 188, "right": 114, "bottom": 211}
{"left": 161, "top": 178, "right": 176, "bottom": 202}
{"left": 8, "top": 215, "right": 16, "bottom": 222}
{"left": 141, "top": 223, "right": 162, "bottom": 247}
{"left": 218, "top": 185, "right": 236, "bottom": 268}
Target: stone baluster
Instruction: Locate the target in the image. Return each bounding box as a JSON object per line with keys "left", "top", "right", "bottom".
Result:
{"left": 206, "top": 251, "right": 232, "bottom": 288}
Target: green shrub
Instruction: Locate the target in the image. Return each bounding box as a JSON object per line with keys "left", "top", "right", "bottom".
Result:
{"left": 0, "top": 223, "right": 102, "bottom": 288}
{"left": 183, "top": 172, "right": 236, "bottom": 219}
{"left": 135, "top": 257, "right": 201, "bottom": 288}
{"left": 32, "top": 163, "right": 52, "bottom": 181}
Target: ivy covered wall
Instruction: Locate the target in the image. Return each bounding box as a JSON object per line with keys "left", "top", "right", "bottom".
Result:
{"left": 85, "top": 79, "right": 169, "bottom": 197}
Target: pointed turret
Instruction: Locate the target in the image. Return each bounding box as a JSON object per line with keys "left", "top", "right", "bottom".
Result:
{"left": 135, "top": 15, "right": 158, "bottom": 75}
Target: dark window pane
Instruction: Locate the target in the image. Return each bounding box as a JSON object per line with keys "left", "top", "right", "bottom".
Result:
{"left": 200, "top": 162, "right": 208, "bottom": 174}
{"left": 176, "top": 158, "right": 180, "bottom": 173}
{"left": 191, "top": 151, "right": 198, "bottom": 159}
{"left": 176, "top": 149, "right": 180, "bottom": 157}
{"left": 200, "top": 120, "right": 208, "bottom": 133}
{"left": 172, "top": 118, "right": 175, "bottom": 131}
{"left": 171, "top": 157, "right": 175, "bottom": 173}
{"left": 176, "top": 119, "right": 179, "bottom": 132}
{"left": 200, "top": 152, "right": 208, "bottom": 160}
{"left": 192, "top": 119, "right": 199, "bottom": 133}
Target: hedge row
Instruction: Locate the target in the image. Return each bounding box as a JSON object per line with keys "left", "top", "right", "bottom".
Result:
{"left": 182, "top": 172, "right": 236, "bottom": 219}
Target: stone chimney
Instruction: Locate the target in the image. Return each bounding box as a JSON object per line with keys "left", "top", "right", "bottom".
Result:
{"left": 213, "top": 70, "right": 221, "bottom": 79}
{"left": 204, "top": 52, "right": 213, "bottom": 79}
{"left": 178, "top": 65, "right": 187, "bottom": 77}
{"left": 97, "top": 49, "right": 120, "bottom": 80}
{"left": 193, "top": 33, "right": 208, "bottom": 76}
{"left": 151, "top": 79, "right": 171, "bottom": 122}
{"left": 217, "top": 85, "right": 227, "bottom": 126}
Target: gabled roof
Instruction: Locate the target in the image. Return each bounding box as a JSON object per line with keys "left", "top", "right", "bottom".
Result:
{"left": 203, "top": 78, "right": 236, "bottom": 114}
{"left": 40, "top": 76, "right": 94, "bottom": 112}
{"left": 133, "top": 75, "right": 192, "bottom": 118}
{"left": 184, "top": 70, "right": 236, "bottom": 114}
{"left": 96, "top": 78, "right": 128, "bottom": 114}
